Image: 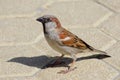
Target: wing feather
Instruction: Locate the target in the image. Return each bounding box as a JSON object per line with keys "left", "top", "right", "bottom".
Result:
{"left": 59, "top": 28, "right": 90, "bottom": 50}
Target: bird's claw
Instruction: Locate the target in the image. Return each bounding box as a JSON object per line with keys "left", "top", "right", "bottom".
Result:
{"left": 57, "top": 67, "right": 77, "bottom": 74}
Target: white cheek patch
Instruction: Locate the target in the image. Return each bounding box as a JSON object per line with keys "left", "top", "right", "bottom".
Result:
{"left": 60, "top": 37, "right": 71, "bottom": 41}
{"left": 45, "top": 22, "right": 57, "bottom": 31}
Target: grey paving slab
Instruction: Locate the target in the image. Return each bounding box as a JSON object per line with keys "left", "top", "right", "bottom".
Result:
{"left": 103, "top": 42, "right": 120, "bottom": 71}
{"left": 27, "top": 59, "right": 119, "bottom": 80}
{"left": 0, "top": 45, "right": 49, "bottom": 78}
{"left": 99, "top": 14, "right": 120, "bottom": 40}
{"left": 1, "top": 59, "right": 118, "bottom": 80}
{"left": 95, "top": 0, "right": 120, "bottom": 12}
{"left": 115, "top": 75, "right": 120, "bottom": 80}
{"left": 0, "top": 0, "right": 50, "bottom": 18}
{"left": 0, "top": 18, "right": 42, "bottom": 46}
{"left": 38, "top": 0, "right": 112, "bottom": 28}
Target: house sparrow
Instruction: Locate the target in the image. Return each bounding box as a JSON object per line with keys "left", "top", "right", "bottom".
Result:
{"left": 36, "top": 15, "right": 107, "bottom": 74}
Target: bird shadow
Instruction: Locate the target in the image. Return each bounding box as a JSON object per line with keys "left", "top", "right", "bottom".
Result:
{"left": 8, "top": 54, "right": 111, "bottom": 69}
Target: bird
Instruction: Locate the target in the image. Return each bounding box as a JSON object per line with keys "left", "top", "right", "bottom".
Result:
{"left": 36, "top": 15, "right": 107, "bottom": 74}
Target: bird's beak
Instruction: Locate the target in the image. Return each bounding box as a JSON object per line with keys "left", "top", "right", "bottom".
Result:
{"left": 36, "top": 17, "right": 44, "bottom": 23}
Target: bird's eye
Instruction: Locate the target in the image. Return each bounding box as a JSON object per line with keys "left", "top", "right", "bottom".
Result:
{"left": 47, "top": 18, "right": 50, "bottom": 21}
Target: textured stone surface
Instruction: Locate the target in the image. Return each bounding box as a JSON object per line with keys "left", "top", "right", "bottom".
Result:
{"left": 39, "top": 0, "right": 112, "bottom": 28}
{"left": 104, "top": 42, "right": 120, "bottom": 70}
{"left": 99, "top": 14, "right": 120, "bottom": 40}
{"left": 0, "top": 0, "right": 49, "bottom": 17}
{"left": 115, "top": 75, "right": 120, "bottom": 80}
{"left": 95, "top": 0, "right": 120, "bottom": 12}
{"left": 24, "top": 60, "right": 118, "bottom": 80}
{"left": 0, "top": 46, "right": 49, "bottom": 77}
{"left": 0, "top": 18, "right": 42, "bottom": 45}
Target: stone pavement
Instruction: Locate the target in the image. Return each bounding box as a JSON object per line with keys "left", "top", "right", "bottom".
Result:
{"left": 0, "top": 0, "right": 120, "bottom": 80}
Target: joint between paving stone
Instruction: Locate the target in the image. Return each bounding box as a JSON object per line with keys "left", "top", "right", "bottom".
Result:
{"left": 113, "top": 73, "right": 120, "bottom": 80}
{"left": 93, "top": 0, "right": 118, "bottom": 13}
{"left": 101, "top": 60, "right": 120, "bottom": 72}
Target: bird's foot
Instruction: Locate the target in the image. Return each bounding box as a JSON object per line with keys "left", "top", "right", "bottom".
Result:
{"left": 57, "top": 67, "right": 77, "bottom": 74}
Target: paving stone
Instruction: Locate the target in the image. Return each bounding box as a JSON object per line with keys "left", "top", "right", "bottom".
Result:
{"left": 38, "top": 0, "right": 112, "bottom": 28}
{"left": 0, "top": 62, "right": 38, "bottom": 78}
{"left": 104, "top": 42, "right": 120, "bottom": 70}
{"left": 115, "top": 75, "right": 120, "bottom": 80}
{"left": 0, "top": 46, "right": 49, "bottom": 78}
{"left": 3, "top": 76, "right": 39, "bottom": 80}
{"left": 99, "top": 14, "right": 120, "bottom": 40}
{"left": 0, "top": 0, "right": 50, "bottom": 17}
{"left": 3, "top": 76, "right": 41, "bottom": 80}
{"left": 28, "top": 59, "right": 119, "bottom": 80}
{"left": 95, "top": 0, "right": 120, "bottom": 12}
{"left": 0, "top": 18, "right": 42, "bottom": 45}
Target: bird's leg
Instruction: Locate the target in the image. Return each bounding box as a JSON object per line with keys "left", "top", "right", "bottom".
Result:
{"left": 53, "top": 54, "right": 65, "bottom": 65}
{"left": 58, "top": 55, "right": 77, "bottom": 74}
{"left": 46, "top": 54, "right": 64, "bottom": 67}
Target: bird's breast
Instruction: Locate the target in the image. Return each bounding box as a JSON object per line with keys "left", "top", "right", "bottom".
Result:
{"left": 44, "top": 34, "right": 69, "bottom": 55}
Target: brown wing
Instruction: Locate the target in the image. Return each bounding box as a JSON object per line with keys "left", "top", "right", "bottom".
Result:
{"left": 59, "top": 28, "right": 91, "bottom": 50}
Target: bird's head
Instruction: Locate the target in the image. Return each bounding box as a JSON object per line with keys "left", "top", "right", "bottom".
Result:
{"left": 36, "top": 15, "right": 61, "bottom": 27}
{"left": 36, "top": 15, "right": 61, "bottom": 33}
{"left": 36, "top": 15, "right": 53, "bottom": 23}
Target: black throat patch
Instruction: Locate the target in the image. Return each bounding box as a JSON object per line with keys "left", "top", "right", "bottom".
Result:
{"left": 42, "top": 23, "right": 48, "bottom": 34}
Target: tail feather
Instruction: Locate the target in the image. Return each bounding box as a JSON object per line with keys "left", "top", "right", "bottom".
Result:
{"left": 81, "top": 39, "right": 107, "bottom": 54}
{"left": 88, "top": 46, "right": 107, "bottom": 54}
{"left": 93, "top": 49, "right": 107, "bottom": 54}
